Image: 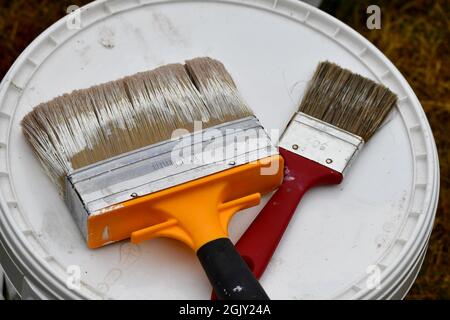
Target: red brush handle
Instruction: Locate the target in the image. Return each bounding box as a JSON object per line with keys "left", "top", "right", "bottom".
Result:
{"left": 211, "top": 148, "right": 342, "bottom": 299}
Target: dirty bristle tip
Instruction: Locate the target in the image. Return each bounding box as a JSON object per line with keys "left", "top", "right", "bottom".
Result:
{"left": 298, "top": 61, "right": 398, "bottom": 141}
{"left": 185, "top": 57, "right": 253, "bottom": 122}
{"left": 21, "top": 57, "right": 254, "bottom": 193}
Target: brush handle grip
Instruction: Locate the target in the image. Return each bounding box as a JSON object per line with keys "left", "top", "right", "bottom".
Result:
{"left": 235, "top": 148, "right": 343, "bottom": 278}
{"left": 198, "top": 238, "right": 269, "bottom": 300}
{"left": 211, "top": 148, "right": 342, "bottom": 299}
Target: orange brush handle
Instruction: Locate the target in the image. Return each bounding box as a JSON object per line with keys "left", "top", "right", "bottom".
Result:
{"left": 86, "top": 155, "right": 283, "bottom": 250}
{"left": 86, "top": 155, "right": 283, "bottom": 300}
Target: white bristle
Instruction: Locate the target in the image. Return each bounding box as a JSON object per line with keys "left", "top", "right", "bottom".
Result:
{"left": 21, "top": 57, "right": 253, "bottom": 192}
{"left": 185, "top": 57, "right": 253, "bottom": 122}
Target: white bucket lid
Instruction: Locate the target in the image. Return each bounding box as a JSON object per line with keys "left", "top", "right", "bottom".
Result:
{"left": 0, "top": 0, "right": 439, "bottom": 299}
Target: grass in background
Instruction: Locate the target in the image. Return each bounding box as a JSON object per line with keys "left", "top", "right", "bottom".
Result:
{"left": 0, "top": 0, "right": 448, "bottom": 299}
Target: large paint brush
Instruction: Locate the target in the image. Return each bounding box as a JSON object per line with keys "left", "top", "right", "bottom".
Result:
{"left": 21, "top": 57, "right": 284, "bottom": 300}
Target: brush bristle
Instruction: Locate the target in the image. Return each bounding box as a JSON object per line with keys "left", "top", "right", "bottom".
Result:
{"left": 298, "top": 61, "right": 398, "bottom": 141}
{"left": 21, "top": 57, "right": 252, "bottom": 191}
{"left": 185, "top": 57, "right": 253, "bottom": 121}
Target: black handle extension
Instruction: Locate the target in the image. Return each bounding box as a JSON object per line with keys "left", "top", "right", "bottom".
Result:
{"left": 197, "top": 238, "right": 270, "bottom": 300}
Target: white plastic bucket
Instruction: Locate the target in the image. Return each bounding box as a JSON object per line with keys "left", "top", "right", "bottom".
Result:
{"left": 0, "top": 0, "right": 439, "bottom": 299}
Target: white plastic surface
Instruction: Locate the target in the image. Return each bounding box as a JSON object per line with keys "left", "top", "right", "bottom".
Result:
{"left": 0, "top": 0, "right": 439, "bottom": 299}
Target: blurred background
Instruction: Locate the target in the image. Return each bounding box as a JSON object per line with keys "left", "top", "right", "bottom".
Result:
{"left": 0, "top": 0, "right": 448, "bottom": 299}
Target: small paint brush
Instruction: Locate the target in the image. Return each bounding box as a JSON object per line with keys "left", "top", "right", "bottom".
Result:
{"left": 21, "top": 57, "right": 284, "bottom": 300}
{"left": 212, "top": 61, "right": 398, "bottom": 297}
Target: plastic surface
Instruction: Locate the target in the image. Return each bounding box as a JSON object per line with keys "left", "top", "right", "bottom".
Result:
{"left": 0, "top": 0, "right": 439, "bottom": 299}
{"left": 198, "top": 238, "right": 269, "bottom": 300}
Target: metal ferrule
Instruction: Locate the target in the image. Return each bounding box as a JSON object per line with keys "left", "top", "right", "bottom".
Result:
{"left": 64, "top": 116, "right": 277, "bottom": 239}
{"left": 278, "top": 112, "right": 364, "bottom": 175}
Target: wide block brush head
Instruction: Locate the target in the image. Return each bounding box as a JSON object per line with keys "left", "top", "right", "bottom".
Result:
{"left": 298, "top": 61, "right": 398, "bottom": 141}
{"left": 20, "top": 58, "right": 284, "bottom": 300}
{"left": 21, "top": 58, "right": 253, "bottom": 191}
